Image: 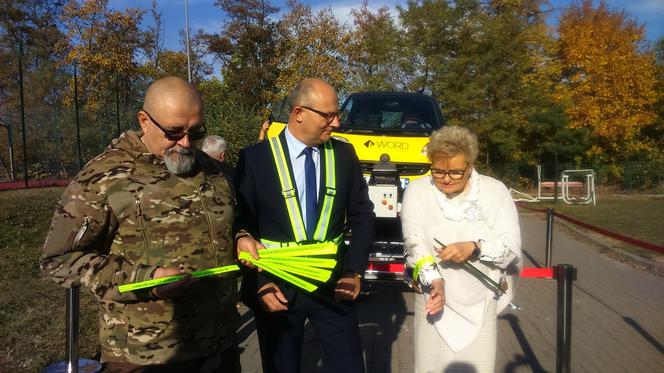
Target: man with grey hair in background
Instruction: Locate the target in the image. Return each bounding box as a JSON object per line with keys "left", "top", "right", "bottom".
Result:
{"left": 202, "top": 134, "right": 235, "bottom": 182}
{"left": 202, "top": 135, "right": 228, "bottom": 162}
{"left": 41, "top": 76, "right": 241, "bottom": 372}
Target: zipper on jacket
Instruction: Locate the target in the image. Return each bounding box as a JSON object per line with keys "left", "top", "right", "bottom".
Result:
{"left": 72, "top": 217, "right": 90, "bottom": 248}
{"left": 196, "top": 185, "right": 219, "bottom": 266}
{"left": 134, "top": 196, "right": 150, "bottom": 264}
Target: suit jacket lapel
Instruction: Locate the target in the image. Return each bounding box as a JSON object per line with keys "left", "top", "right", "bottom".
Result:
{"left": 317, "top": 142, "right": 326, "bottom": 216}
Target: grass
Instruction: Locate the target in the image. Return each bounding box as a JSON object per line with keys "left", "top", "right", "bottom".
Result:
{"left": 0, "top": 187, "right": 98, "bottom": 371}
{"left": 519, "top": 194, "right": 664, "bottom": 260}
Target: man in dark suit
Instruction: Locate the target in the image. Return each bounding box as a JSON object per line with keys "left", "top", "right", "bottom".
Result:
{"left": 234, "top": 78, "right": 375, "bottom": 373}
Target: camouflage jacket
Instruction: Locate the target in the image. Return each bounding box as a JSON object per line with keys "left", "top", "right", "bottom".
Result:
{"left": 40, "top": 130, "right": 240, "bottom": 365}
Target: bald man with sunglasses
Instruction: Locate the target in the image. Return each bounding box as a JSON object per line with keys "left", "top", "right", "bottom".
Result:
{"left": 41, "top": 77, "right": 241, "bottom": 372}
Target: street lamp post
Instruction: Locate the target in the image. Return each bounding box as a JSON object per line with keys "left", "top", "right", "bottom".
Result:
{"left": 185, "top": 0, "right": 192, "bottom": 83}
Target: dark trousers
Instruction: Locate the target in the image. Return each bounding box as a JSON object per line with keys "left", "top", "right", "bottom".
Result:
{"left": 103, "top": 345, "right": 240, "bottom": 373}
{"left": 254, "top": 292, "right": 365, "bottom": 373}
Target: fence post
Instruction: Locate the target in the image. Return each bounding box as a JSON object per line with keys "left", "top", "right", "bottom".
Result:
{"left": 66, "top": 286, "right": 80, "bottom": 373}
{"left": 545, "top": 208, "right": 554, "bottom": 268}
{"left": 556, "top": 264, "right": 576, "bottom": 373}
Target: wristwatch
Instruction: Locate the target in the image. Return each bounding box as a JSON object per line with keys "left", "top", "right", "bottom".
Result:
{"left": 235, "top": 230, "right": 253, "bottom": 241}
{"left": 470, "top": 241, "right": 481, "bottom": 260}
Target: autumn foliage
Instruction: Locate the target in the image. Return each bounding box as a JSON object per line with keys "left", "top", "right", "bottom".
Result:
{"left": 558, "top": 0, "right": 657, "bottom": 163}
{"left": 0, "top": 0, "right": 662, "bottom": 188}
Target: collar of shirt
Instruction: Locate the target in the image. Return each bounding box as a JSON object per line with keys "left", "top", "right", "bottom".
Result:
{"left": 285, "top": 126, "right": 320, "bottom": 225}
{"left": 284, "top": 125, "right": 319, "bottom": 160}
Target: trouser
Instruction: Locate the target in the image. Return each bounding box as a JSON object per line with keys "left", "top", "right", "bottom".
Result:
{"left": 254, "top": 291, "right": 365, "bottom": 373}
{"left": 102, "top": 344, "right": 241, "bottom": 373}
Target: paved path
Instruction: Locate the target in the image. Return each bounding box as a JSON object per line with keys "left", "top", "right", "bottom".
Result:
{"left": 239, "top": 213, "right": 664, "bottom": 372}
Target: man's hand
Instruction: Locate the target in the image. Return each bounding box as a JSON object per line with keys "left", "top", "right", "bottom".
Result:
{"left": 334, "top": 273, "right": 361, "bottom": 302}
{"left": 151, "top": 267, "right": 194, "bottom": 300}
{"left": 257, "top": 282, "right": 288, "bottom": 312}
{"left": 237, "top": 236, "right": 264, "bottom": 271}
{"left": 436, "top": 241, "right": 475, "bottom": 263}
{"left": 425, "top": 278, "right": 445, "bottom": 316}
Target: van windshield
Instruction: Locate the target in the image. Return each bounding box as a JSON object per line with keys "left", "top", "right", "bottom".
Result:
{"left": 339, "top": 94, "right": 441, "bottom": 134}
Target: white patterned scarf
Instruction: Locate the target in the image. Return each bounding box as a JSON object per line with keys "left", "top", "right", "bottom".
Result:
{"left": 432, "top": 169, "right": 482, "bottom": 222}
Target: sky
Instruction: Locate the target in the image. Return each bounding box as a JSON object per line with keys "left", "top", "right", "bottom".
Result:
{"left": 110, "top": 0, "right": 664, "bottom": 71}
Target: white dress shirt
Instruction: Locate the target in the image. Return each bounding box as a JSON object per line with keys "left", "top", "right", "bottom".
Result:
{"left": 284, "top": 126, "right": 320, "bottom": 231}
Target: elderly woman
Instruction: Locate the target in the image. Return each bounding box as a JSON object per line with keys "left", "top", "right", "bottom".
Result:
{"left": 401, "top": 125, "right": 522, "bottom": 373}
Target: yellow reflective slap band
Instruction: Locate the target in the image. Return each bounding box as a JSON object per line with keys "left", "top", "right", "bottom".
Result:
{"left": 257, "top": 261, "right": 332, "bottom": 282}
{"left": 413, "top": 256, "right": 436, "bottom": 282}
{"left": 245, "top": 258, "right": 318, "bottom": 292}
{"left": 257, "top": 256, "right": 337, "bottom": 269}
{"left": 118, "top": 264, "right": 240, "bottom": 293}
{"left": 238, "top": 241, "right": 338, "bottom": 258}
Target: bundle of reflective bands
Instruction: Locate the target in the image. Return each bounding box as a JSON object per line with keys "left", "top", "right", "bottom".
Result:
{"left": 118, "top": 241, "right": 338, "bottom": 294}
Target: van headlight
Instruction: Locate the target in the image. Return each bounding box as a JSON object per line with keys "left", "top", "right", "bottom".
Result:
{"left": 332, "top": 136, "right": 349, "bottom": 143}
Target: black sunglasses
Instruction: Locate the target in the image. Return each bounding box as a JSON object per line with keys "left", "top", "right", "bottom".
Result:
{"left": 300, "top": 106, "right": 340, "bottom": 124}
{"left": 142, "top": 110, "right": 207, "bottom": 141}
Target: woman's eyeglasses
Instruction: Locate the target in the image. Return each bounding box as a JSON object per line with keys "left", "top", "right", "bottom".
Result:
{"left": 430, "top": 164, "right": 469, "bottom": 180}
{"left": 142, "top": 110, "right": 207, "bottom": 141}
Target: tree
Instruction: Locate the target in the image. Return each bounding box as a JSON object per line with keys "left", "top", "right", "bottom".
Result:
{"left": 471, "top": 0, "right": 565, "bottom": 170}
{"left": 557, "top": 0, "right": 658, "bottom": 165}
{"left": 58, "top": 0, "right": 146, "bottom": 122}
{"left": 141, "top": 2, "right": 212, "bottom": 84}
{"left": 346, "top": 1, "right": 405, "bottom": 91}
{"left": 206, "top": 0, "right": 279, "bottom": 110}
{"left": 397, "top": 0, "right": 470, "bottom": 95}
{"left": 398, "top": 0, "right": 564, "bottom": 174}
{"left": 274, "top": 1, "right": 348, "bottom": 97}
{"left": 198, "top": 78, "right": 261, "bottom": 164}
{"left": 0, "top": 0, "right": 69, "bottom": 179}
{"left": 648, "top": 38, "right": 664, "bottom": 149}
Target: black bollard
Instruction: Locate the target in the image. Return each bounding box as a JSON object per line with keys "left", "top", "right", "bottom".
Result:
{"left": 545, "top": 208, "right": 554, "bottom": 268}
{"left": 66, "top": 286, "right": 80, "bottom": 373}
{"left": 556, "top": 264, "right": 576, "bottom": 373}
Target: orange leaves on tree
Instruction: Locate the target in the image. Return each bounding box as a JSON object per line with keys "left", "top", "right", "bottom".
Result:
{"left": 558, "top": 0, "right": 657, "bottom": 158}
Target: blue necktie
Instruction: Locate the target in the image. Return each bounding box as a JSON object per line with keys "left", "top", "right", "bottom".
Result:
{"left": 303, "top": 147, "right": 318, "bottom": 239}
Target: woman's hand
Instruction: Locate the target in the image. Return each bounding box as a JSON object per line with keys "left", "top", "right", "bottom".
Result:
{"left": 425, "top": 278, "right": 445, "bottom": 315}
{"left": 436, "top": 241, "right": 475, "bottom": 263}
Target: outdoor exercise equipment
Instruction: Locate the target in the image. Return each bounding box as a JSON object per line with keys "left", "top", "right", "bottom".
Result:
{"left": 510, "top": 165, "right": 596, "bottom": 205}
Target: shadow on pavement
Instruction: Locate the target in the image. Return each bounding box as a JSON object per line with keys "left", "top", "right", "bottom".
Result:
{"left": 357, "top": 281, "right": 410, "bottom": 372}
{"left": 522, "top": 249, "right": 543, "bottom": 268}
{"left": 298, "top": 281, "right": 411, "bottom": 372}
{"left": 623, "top": 317, "right": 664, "bottom": 355}
{"left": 237, "top": 308, "right": 256, "bottom": 345}
{"left": 499, "top": 313, "right": 547, "bottom": 373}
